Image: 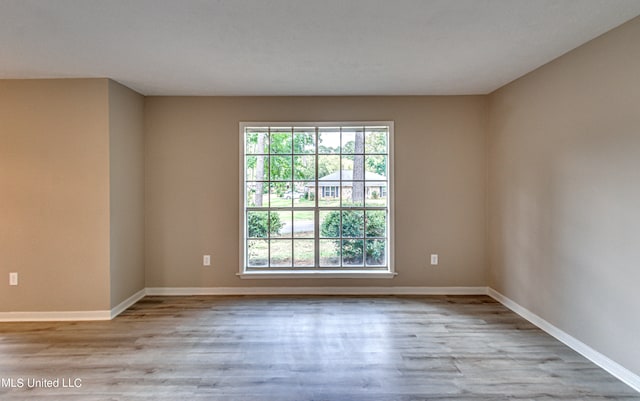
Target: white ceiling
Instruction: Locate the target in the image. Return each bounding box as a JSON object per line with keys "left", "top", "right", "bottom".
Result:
{"left": 1, "top": 0, "right": 639, "bottom": 96}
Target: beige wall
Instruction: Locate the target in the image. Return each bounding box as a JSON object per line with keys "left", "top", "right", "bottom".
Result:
{"left": 0, "top": 79, "right": 111, "bottom": 311}
{"left": 108, "top": 80, "right": 145, "bottom": 308}
{"left": 488, "top": 16, "right": 640, "bottom": 376}
{"left": 145, "top": 96, "right": 488, "bottom": 287}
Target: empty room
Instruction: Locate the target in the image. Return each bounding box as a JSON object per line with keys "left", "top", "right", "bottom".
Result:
{"left": 1, "top": 1, "right": 640, "bottom": 399}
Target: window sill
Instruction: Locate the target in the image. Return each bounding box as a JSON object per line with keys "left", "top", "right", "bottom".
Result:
{"left": 237, "top": 270, "right": 397, "bottom": 279}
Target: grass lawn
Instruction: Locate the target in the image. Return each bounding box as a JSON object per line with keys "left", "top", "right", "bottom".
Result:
{"left": 247, "top": 238, "right": 341, "bottom": 266}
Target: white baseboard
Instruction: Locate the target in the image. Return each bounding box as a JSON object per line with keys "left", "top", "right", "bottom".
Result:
{"left": 110, "top": 288, "right": 146, "bottom": 319}
{"left": 145, "top": 286, "right": 488, "bottom": 296}
{"left": 487, "top": 287, "right": 640, "bottom": 393}
{"left": 0, "top": 287, "right": 486, "bottom": 322}
{"left": 0, "top": 288, "right": 146, "bottom": 322}
{"left": 0, "top": 287, "right": 484, "bottom": 321}
{"left": 0, "top": 310, "right": 111, "bottom": 322}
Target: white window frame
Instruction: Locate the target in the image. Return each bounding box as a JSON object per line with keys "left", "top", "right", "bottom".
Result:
{"left": 238, "top": 121, "right": 395, "bottom": 279}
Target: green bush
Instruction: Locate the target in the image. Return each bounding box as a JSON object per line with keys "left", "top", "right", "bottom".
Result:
{"left": 247, "top": 212, "right": 283, "bottom": 237}
{"left": 303, "top": 191, "right": 315, "bottom": 201}
{"left": 365, "top": 239, "right": 385, "bottom": 264}
{"left": 365, "top": 211, "right": 386, "bottom": 237}
{"left": 320, "top": 210, "right": 386, "bottom": 264}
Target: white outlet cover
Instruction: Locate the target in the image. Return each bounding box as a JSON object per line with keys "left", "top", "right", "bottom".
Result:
{"left": 203, "top": 255, "right": 211, "bottom": 266}
{"left": 9, "top": 272, "right": 18, "bottom": 286}
{"left": 430, "top": 254, "right": 439, "bottom": 265}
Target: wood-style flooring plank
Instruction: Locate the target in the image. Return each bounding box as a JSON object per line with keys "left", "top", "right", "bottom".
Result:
{"left": 0, "top": 295, "right": 638, "bottom": 400}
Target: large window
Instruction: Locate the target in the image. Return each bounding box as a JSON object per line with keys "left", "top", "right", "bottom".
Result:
{"left": 240, "top": 122, "right": 393, "bottom": 277}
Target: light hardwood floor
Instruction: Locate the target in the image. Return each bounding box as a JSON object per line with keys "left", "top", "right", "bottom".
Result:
{"left": 0, "top": 295, "right": 638, "bottom": 400}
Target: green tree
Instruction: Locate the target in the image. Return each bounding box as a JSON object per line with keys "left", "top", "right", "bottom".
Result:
{"left": 246, "top": 130, "right": 316, "bottom": 186}
{"left": 366, "top": 155, "right": 386, "bottom": 176}
{"left": 365, "top": 131, "right": 387, "bottom": 176}
{"left": 318, "top": 155, "right": 340, "bottom": 178}
{"left": 338, "top": 132, "right": 364, "bottom": 201}
{"left": 255, "top": 133, "right": 265, "bottom": 206}
{"left": 352, "top": 131, "right": 365, "bottom": 202}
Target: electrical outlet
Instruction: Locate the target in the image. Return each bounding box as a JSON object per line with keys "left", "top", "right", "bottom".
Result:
{"left": 430, "top": 254, "right": 439, "bottom": 266}
{"left": 203, "top": 255, "right": 211, "bottom": 266}
{"left": 9, "top": 272, "right": 18, "bottom": 286}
